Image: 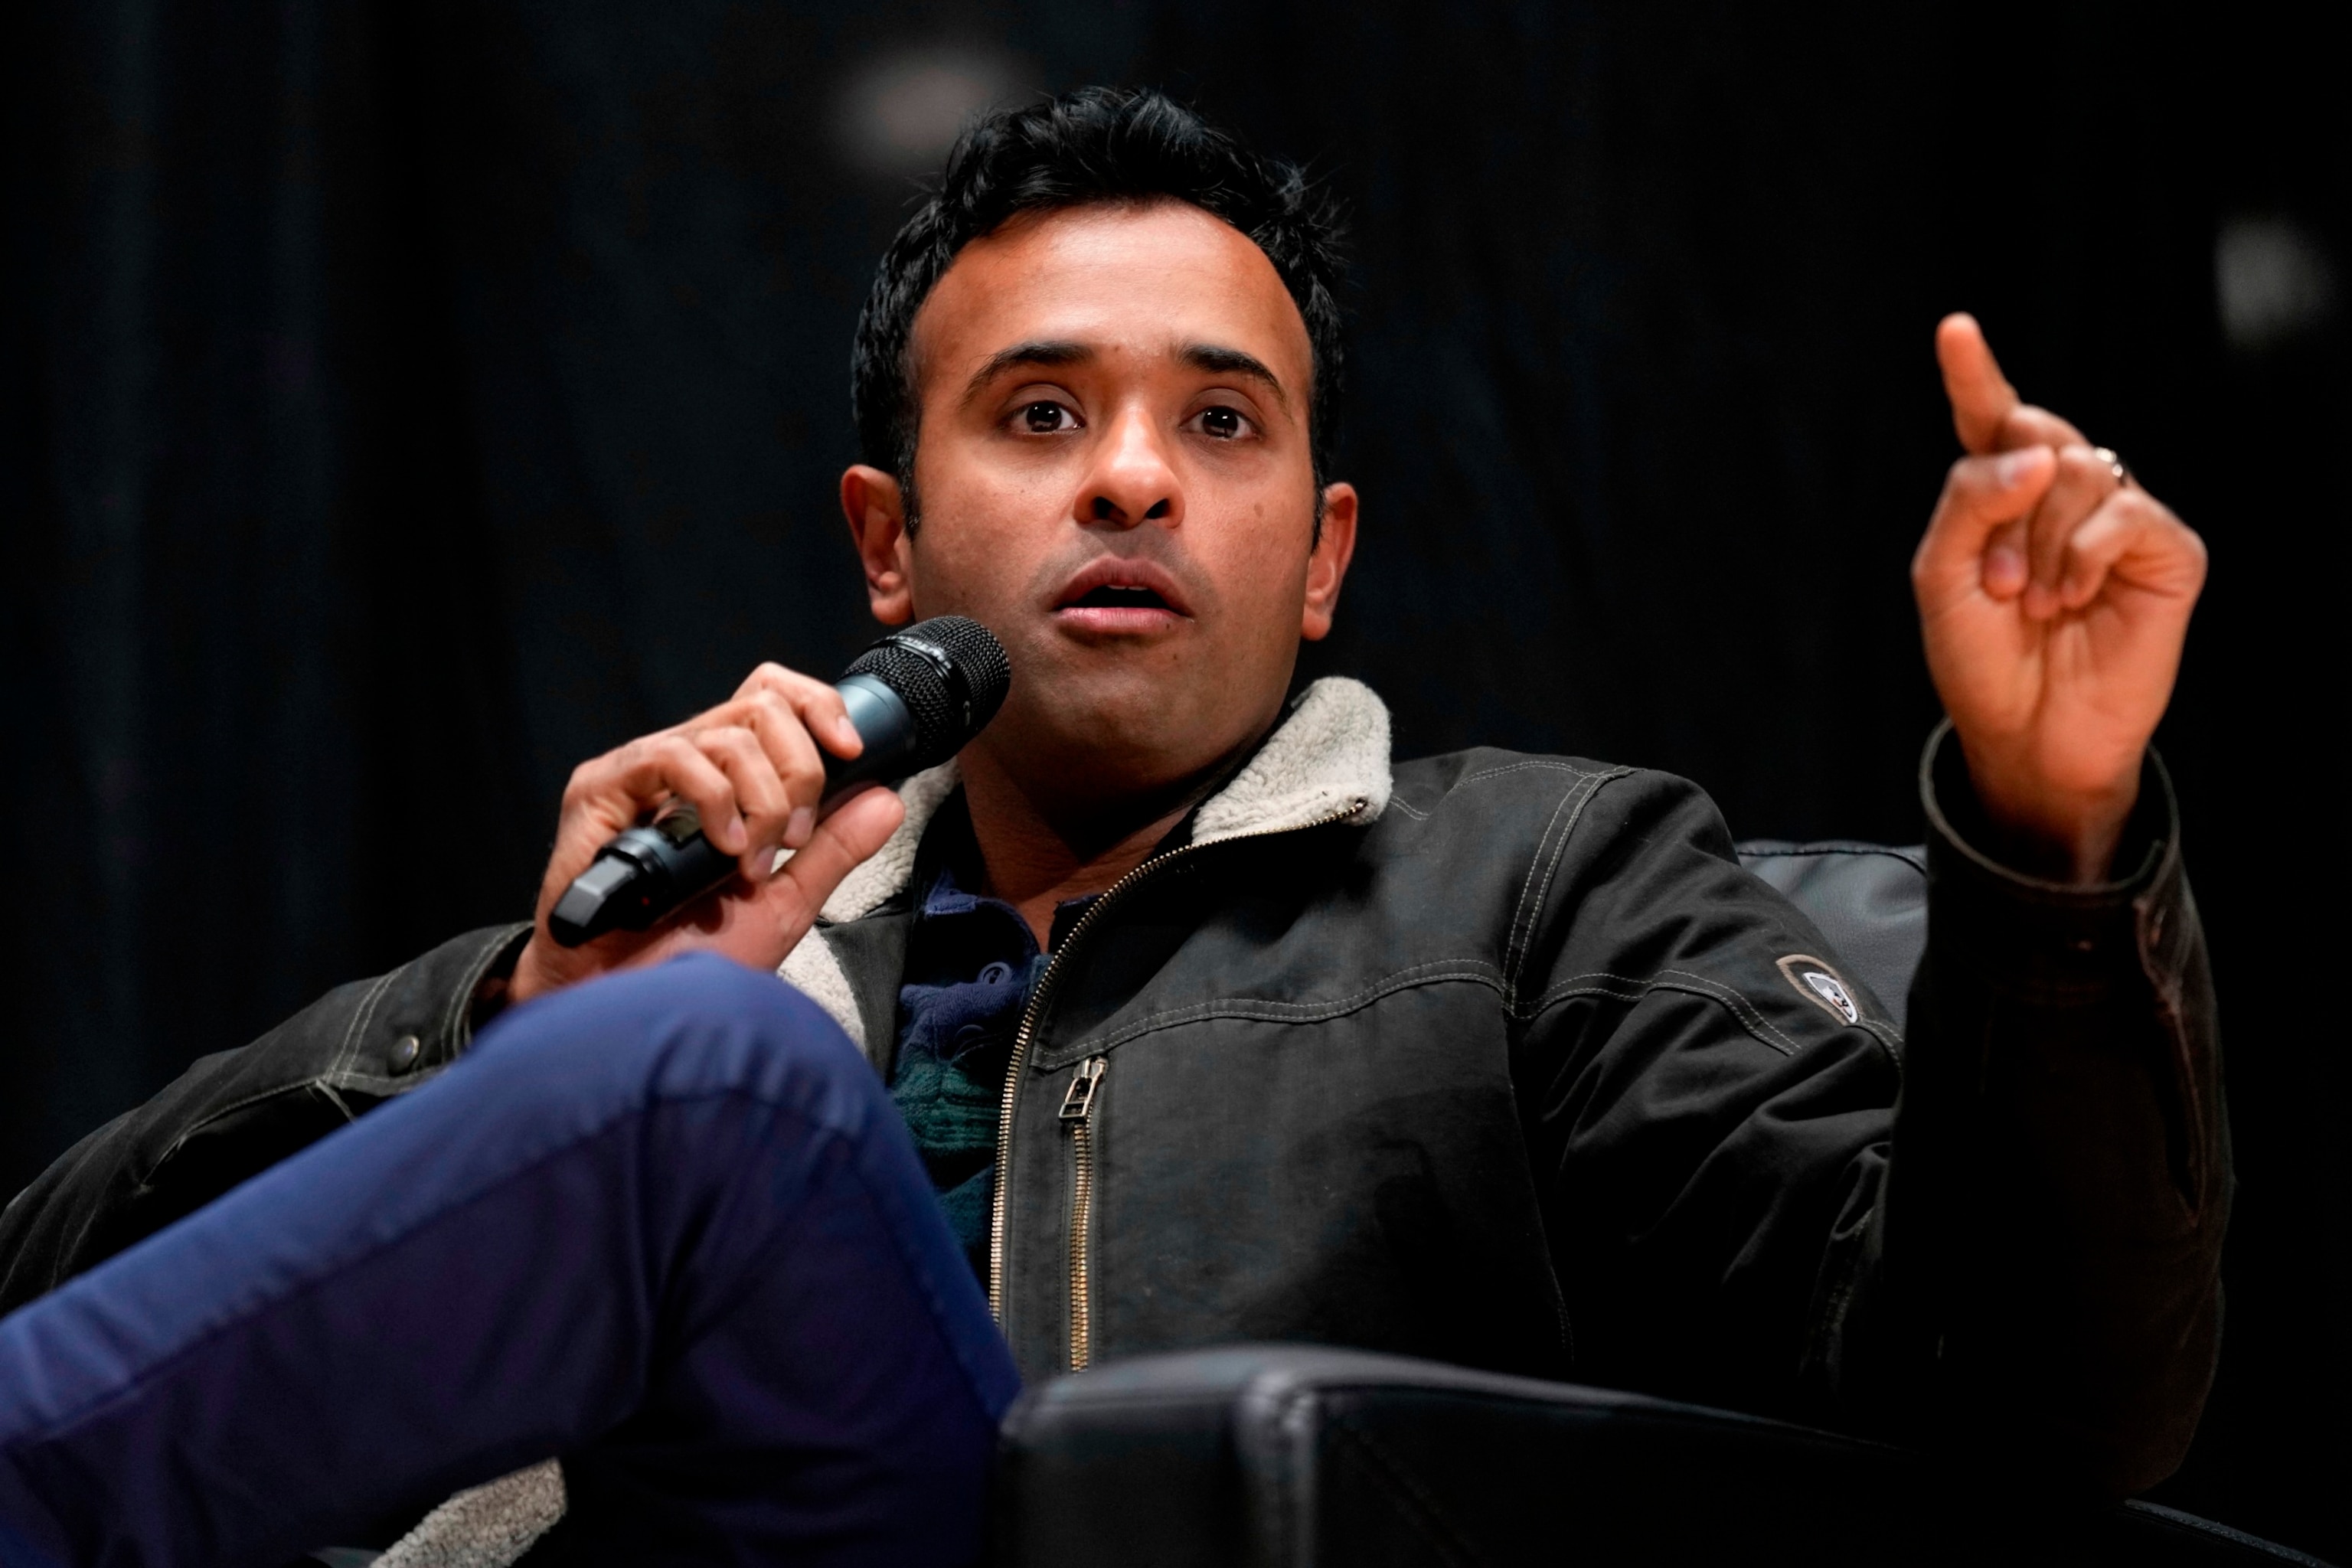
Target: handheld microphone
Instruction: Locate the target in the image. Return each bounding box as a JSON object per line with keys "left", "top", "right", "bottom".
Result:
{"left": 547, "top": 616, "right": 1011, "bottom": 947}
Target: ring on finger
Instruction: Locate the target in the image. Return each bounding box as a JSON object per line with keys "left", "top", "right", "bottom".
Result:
{"left": 2092, "top": 446, "right": 2130, "bottom": 488}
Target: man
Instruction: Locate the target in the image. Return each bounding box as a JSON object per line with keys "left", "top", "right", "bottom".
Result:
{"left": 0, "top": 88, "right": 2220, "bottom": 1564}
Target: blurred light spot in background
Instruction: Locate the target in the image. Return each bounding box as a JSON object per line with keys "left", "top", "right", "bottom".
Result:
{"left": 2216, "top": 216, "right": 2337, "bottom": 352}
{"left": 841, "top": 49, "right": 1030, "bottom": 175}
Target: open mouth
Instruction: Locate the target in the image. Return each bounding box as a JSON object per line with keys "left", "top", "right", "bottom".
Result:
{"left": 1051, "top": 557, "right": 1191, "bottom": 631}
{"left": 1069, "top": 583, "right": 1172, "bottom": 611}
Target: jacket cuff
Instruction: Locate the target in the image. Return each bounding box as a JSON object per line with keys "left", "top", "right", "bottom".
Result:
{"left": 341, "top": 921, "right": 535, "bottom": 1090}
{"left": 1917, "top": 721, "right": 2184, "bottom": 999}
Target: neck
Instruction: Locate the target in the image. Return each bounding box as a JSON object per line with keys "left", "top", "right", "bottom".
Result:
{"left": 956, "top": 737, "right": 1251, "bottom": 949}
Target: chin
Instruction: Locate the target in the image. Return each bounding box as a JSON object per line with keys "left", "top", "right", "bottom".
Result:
{"left": 995, "top": 671, "right": 1263, "bottom": 793}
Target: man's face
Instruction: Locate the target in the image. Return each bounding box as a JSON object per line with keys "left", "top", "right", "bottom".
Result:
{"left": 841, "top": 200, "right": 1357, "bottom": 816}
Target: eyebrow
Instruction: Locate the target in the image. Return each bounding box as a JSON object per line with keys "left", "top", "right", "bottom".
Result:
{"left": 1179, "top": 343, "right": 1290, "bottom": 412}
{"left": 958, "top": 338, "right": 1292, "bottom": 413}
{"left": 962, "top": 340, "right": 1093, "bottom": 402}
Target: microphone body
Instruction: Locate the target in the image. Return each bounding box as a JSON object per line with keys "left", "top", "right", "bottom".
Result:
{"left": 547, "top": 618, "right": 1011, "bottom": 947}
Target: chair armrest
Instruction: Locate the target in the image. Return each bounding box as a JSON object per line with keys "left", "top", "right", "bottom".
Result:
{"left": 991, "top": 1345, "right": 2324, "bottom": 1567}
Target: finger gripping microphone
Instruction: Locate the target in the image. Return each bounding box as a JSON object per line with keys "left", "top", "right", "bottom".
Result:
{"left": 547, "top": 616, "right": 1011, "bottom": 947}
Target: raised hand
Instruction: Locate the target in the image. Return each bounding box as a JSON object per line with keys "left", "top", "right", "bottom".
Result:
{"left": 505, "top": 662, "right": 906, "bottom": 1006}
{"left": 1912, "top": 314, "right": 2207, "bottom": 882}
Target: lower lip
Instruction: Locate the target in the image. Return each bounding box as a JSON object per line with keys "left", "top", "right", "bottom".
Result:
{"left": 1053, "top": 603, "right": 1187, "bottom": 635}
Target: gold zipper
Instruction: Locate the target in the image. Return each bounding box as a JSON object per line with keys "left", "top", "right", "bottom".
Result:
{"left": 985, "top": 798, "right": 1370, "bottom": 1335}
{"left": 1060, "top": 1056, "right": 1109, "bottom": 1370}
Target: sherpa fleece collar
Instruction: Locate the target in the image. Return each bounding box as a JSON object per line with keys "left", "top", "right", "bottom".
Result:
{"left": 779, "top": 676, "right": 1392, "bottom": 1054}
{"left": 820, "top": 674, "right": 1390, "bottom": 924}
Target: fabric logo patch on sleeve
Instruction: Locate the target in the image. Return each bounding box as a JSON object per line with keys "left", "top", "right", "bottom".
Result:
{"left": 1775, "top": 954, "right": 1860, "bottom": 1025}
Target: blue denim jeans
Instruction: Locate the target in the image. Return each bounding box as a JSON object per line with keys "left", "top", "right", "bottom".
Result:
{"left": 0, "top": 956, "right": 1020, "bottom": 1567}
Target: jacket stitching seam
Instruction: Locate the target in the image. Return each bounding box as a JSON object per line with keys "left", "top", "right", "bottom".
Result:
{"left": 1457, "top": 759, "right": 1600, "bottom": 786}
{"left": 1503, "top": 783, "right": 1589, "bottom": 988}
{"left": 323, "top": 1067, "right": 449, "bottom": 1096}
{"left": 436, "top": 924, "right": 531, "bottom": 1067}
{"left": 1854, "top": 1017, "right": 1904, "bottom": 1064}
{"left": 1655, "top": 970, "right": 1808, "bottom": 1054}
{"left": 1036, "top": 962, "right": 1503, "bottom": 1063}
{"left": 1505, "top": 769, "right": 1631, "bottom": 995}
{"left": 1049, "top": 964, "right": 1501, "bottom": 1057}
{"left": 140, "top": 1078, "right": 346, "bottom": 1187}
{"left": 329, "top": 968, "right": 400, "bottom": 1081}
{"left": 435, "top": 955, "right": 473, "bottom": 1063}
{"left": 1739, "top": 845, "right": 1926, "bottom": 872}
{"left": 1516, "top": 967, "right": 1808, "bottom": 1057}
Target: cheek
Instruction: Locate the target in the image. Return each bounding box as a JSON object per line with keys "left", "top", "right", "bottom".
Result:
{"left": 1214, "top": 501, "right": 1315, "bottom": 632}
{"left": 909, "top": 472, "right": 1054, "bottom": 615}
{"left": 919, "top": 431, "right": 1065, "bottom": 541}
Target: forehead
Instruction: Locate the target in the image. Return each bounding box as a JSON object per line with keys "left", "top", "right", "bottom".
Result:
{"left": 910, "top": 201, "right": 1313, "bottom": 397}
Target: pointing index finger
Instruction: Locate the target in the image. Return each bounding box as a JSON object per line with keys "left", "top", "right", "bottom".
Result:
{"left": 1936, "top": 312, "right": 2020, "bottom": 456}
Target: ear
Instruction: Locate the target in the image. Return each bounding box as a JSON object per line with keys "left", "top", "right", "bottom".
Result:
{"left": 1300, "top": 482, "right": 1359, "bottom": 642}
{"left": 840, "top": 465, "right": 916, "bottom": 626}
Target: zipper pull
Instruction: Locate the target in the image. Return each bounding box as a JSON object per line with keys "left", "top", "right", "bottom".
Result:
{"left": 1059, "top": 1057, "right": 1107, "bottom": 1122}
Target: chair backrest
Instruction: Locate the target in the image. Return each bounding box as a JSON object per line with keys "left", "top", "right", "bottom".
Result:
{"left": 1737, "top": 840, "right": 1926, "bottom": 1031}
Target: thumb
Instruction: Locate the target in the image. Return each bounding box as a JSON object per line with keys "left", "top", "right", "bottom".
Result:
{"left": 1936, "top": 312, "right": 2020, "bottom": 456}
{"left": 767, "top": 786, "right": 906, "bottom": 920}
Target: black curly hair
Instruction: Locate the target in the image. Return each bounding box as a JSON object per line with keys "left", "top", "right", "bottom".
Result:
{"left": 850, "top": 87, "right": 1348, "bottom": 530}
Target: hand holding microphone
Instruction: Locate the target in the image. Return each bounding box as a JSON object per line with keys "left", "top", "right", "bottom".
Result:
{"left": 505, "top": 618, "right": 1011, "bottom": 1007}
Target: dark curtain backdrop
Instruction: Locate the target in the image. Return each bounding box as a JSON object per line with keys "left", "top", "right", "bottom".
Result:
{"left": 5, "top": 0, "right": 2343, "bottom": 1555}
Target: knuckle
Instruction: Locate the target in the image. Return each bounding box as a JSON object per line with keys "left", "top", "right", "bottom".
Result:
{"left": 1945, "top": 455, "right": 2008, "bottom": 501}
{"left": 779, "top": 670, "right": 837, "bottom": 704}
{"left": 747, "top": 661, "right": 818, "bottom": 697}
{"left": 615, "top": 738, "right": 665, "bottom": 777}
{"left": 760, "top": 703, "right": 823, "bottom": 760}
{"left": 753, "top": 689, "right": 811, "bottom": 732}
{"left": 701, "top": 723, "right": 760, "bottom": 758}
{"left": 653, "top": 736, "right": 717, "bottom": 784}
{"left": 683, "top": 697, "right": 735, "bottom": 732}
{"left": 733, "top": 662, "right": 785, "bottom": 696}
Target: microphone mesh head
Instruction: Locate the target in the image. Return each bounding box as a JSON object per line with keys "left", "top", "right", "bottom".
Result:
{"left": 844, "top": 616, "right": 1012, "bottom": 764}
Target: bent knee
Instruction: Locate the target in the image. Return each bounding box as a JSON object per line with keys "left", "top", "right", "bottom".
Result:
{"left": 486, "top": 955, "right": 875, "bottom": 1108}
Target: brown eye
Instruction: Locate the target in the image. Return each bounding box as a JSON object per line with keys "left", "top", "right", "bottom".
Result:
{"left": 1022, "top": 401, "right": 1073, "bottom": 433}
{"left": 1196, "top": 406, "right": 1246, "bottom": 439}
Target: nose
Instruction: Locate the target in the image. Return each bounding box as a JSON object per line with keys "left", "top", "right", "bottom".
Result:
{"left": 1077, "top": 403, "right": 1181, "bottom": 530}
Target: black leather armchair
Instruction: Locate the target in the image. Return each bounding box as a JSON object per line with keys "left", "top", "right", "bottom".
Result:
{"left": 988, "top": 844, "right": 2324, "bottom": 1568}
{"left": 993, "top": 1344, "right": 2323, "bottom": 1567}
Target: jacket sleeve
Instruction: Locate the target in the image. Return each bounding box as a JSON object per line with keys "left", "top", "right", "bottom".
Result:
{"left": 0, "top": 923, "right": 531, "bottom": 1315}
{"left": 1851, "top": 724, "right": 2227, "bottom": 1497}
{"left": 1508, "top": 732, "right": 2223, "bottom": 1498}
